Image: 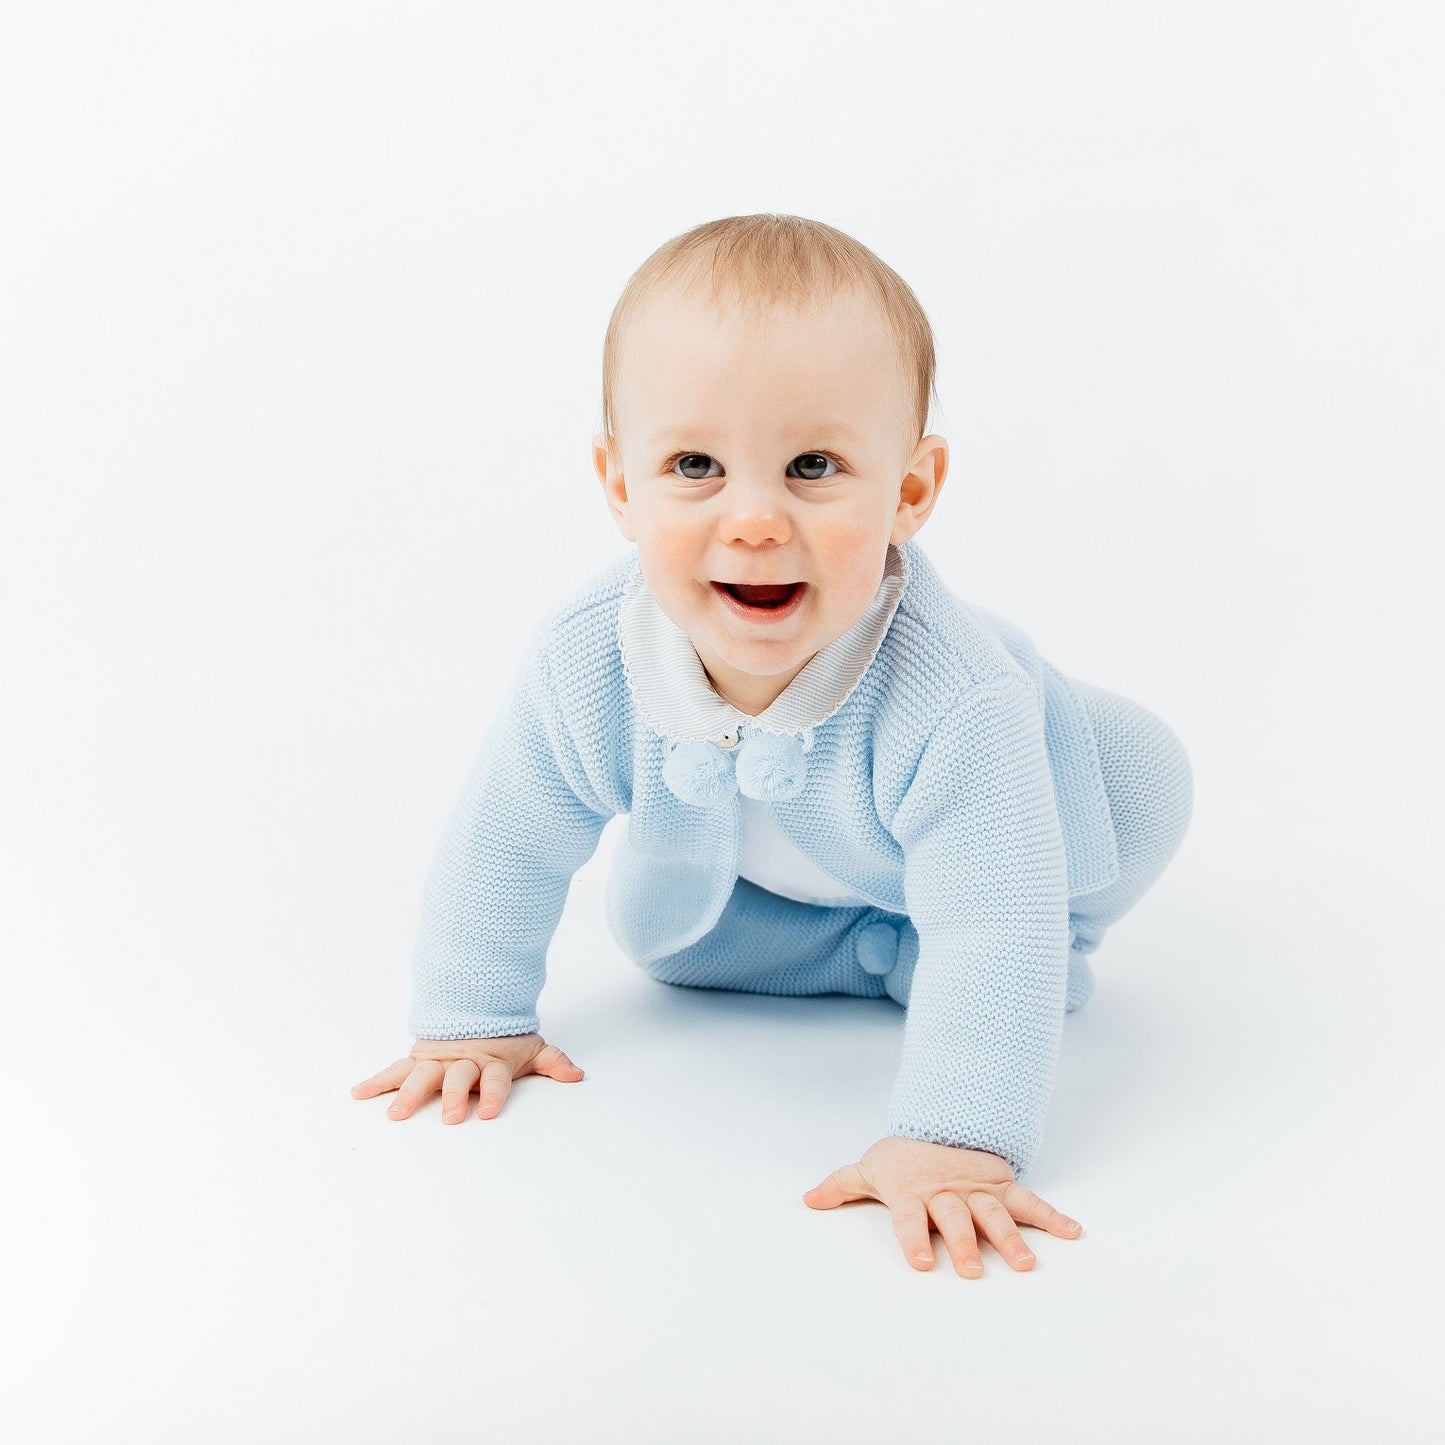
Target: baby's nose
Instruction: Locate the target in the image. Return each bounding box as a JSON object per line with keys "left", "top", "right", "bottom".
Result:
{"left": 718, "top": 487, "right": 793, "bottom": 544}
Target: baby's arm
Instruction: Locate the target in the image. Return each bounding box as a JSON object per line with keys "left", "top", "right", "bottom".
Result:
{"left": 354, "top": 623, "right": 614, "bottom": 1121}
{"left": 884, "top": 676, "right": 1072, "bottom": 1177}
{"left": 408, "top": 625, "right": 613, "bottom": 1040}
{"left": 803, "top": 678, "right": 1079, "bottom": 1272}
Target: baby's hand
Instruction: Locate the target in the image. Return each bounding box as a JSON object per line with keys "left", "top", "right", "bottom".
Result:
{"left": 350, "top": 1034, "right": 583, "bottom": 1123}
{"left": 802, "top": 1136, "right": 1082, "bottom": 1276}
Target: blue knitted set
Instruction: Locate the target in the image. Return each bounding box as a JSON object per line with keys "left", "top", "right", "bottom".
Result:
{"left": 407, "top": 538, "right": 1193, "bottom": 1177}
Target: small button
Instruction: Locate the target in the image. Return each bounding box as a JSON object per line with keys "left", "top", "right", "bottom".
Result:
{"left": 713, "top": 727, "right": 741, "bottom": 750}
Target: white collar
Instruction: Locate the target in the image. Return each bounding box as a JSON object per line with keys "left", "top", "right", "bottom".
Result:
{"left": 616, "top": 543, "right": 910, "bottom": 743}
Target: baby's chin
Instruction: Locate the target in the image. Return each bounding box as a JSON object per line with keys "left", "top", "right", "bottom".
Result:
{"left": 699, "top": 611, "right": 865, "bottom": 678}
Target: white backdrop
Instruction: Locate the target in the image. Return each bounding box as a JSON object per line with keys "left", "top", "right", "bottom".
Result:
{"left": 2, "top": 2, "right": 1441, "bottom": 1440}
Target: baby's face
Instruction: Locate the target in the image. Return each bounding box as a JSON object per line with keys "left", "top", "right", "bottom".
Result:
{"left": 595, "top": 285, "right": 947, "bottom": 716}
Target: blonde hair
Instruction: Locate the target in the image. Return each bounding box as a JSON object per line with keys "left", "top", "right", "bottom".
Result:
{"left": 600, "top": 213, "right": 939, "bottom": 455}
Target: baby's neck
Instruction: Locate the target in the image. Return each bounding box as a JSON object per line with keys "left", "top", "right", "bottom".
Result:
{"left": 700, "top": 654, "right": 817, "bottom": 717}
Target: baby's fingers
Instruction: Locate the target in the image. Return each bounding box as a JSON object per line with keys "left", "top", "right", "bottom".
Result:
{"left": 351, "top": 1058, "right": 414, "bottom": 1099}
{"left": 928, "top": 1191, "right": 985, "bottom": 1278}
{"left": 801, "top": 1162, "right": 872, "bottom": 1210}
{"left": 524, "top": 1043, "right": 585, "bottom": 1081}
{"left": 476, "top": 1060, "right": 514, "bottom": 1119}
{"left": 970, "top": 1192, "right": 1036, "bottom": 1271}
{"left": 440, "top": 1059, "right": 482, "bottom": 1124}
{"left": 1002, "top": 1183, "right": 1084, "bottom": 1239}
{"left": 889, "top": 1196, "right": 937, "bottom": 1271}
{"left": 386, "top": 1059, "right": 444, "bottom": 1119}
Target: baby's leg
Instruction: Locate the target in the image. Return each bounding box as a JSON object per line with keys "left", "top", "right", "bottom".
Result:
{"left": 639, "top": 875, "right": 910, "bottom": 1001}
{"left": 1064, "top": 679, "right": 1195, "bottom": 1010}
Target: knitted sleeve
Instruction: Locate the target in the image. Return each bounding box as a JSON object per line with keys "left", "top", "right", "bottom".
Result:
{"left": 407, "top": 624, "right": 614, "bottom": 1040}
{"left": 883, "top": 676, "right": 1071, "bottom": 1179}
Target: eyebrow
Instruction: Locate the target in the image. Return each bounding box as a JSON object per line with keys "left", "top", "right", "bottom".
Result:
{"left": 647, "top": 422, "right": 869, "bottom": 446}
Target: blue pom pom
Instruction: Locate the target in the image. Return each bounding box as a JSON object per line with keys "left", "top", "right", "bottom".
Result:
{"left": 661, "top": 740, "right": 739, "bottom": 807}
{"left": 855, "top": 921, "right": 900, "bottom": 976}
{"left": 735, "top": 731, "right": 808, "bottom": 801}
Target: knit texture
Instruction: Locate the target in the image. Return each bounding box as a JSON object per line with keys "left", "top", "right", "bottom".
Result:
{"left": 408, "top": 538, "right": 1192, "bottom": 1178}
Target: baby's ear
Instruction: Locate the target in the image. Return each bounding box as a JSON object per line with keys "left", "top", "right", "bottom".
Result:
{"left": 594, "top": 435, "right": 636, "bottom": 540}
{"left": 591, "top": 431, "right": 613, "bottom": 485}
{"left": 891, "top": 434, "right": 949, "bottom": 542}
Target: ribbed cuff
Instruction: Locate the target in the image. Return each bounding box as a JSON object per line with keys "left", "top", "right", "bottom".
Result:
{"left": 406, "top": 1012, "right": 540, "bottom": 1041}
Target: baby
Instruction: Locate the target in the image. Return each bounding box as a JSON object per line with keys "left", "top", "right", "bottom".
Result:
{"left": 352, "top": 213, "right": 1194, "bottom": 1277}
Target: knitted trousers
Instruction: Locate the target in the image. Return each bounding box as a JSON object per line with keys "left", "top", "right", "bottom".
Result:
{"left": 639, "top": 680, "right": 1194, "bottom": 1016}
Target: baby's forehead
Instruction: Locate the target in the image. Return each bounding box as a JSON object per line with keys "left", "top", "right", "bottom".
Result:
{"left": 629, "top": 289, "right": 897, "bottom": 388}
{"left": 616, "top": 282, "right": 913, "bottom": 443}
{"left": 649, "top": 277, "right": 880, "bottom": 330}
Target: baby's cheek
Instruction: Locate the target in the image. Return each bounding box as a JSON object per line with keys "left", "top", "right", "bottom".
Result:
{"left": 816, "top": 520, "right": 888, "bottom": 584}
{"left": 636, "top": 526, "right": 702, "bottom": 604}
{"left": 809, "top": 523, "right": 895, "bottom": 629}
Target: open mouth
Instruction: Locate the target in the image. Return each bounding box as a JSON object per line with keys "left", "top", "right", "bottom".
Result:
{"left": 711, "top": 580, "right": 807, "bottom": 622}
{"left": 717, "top": 581, "right": 802, "bottom": 607}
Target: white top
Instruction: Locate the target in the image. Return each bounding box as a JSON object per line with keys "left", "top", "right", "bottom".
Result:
{"left": 616, "top": 546, "right": 909, "bottom": 908}
{"left": 735, "top": 794, "right": 874, "bottom": 906}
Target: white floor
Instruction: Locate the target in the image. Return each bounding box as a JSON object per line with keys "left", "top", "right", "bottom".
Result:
{"left": 6, "top": 776, "right": 1440, "bottom": 1440}
{"left": 4, "top": 5, "right": 1441, "bottom": 1439}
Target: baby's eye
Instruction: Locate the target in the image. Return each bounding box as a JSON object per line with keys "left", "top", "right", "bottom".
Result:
{"left": 672, "top": 453, "right": 720, "bottom": 481}
{"left": 790, "top": 452, "right": 839, "bottom": 482}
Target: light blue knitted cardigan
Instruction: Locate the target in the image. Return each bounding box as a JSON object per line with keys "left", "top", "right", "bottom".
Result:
{"left": 409, "top": 538, "right": 1122, "bottom": 1176}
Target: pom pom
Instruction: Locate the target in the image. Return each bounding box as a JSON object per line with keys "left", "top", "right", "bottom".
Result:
{"left": 855, "top": 921, "right": 900, "bottom": 976}
{"left": 661, "top": 739, "right": 739, "bottom": 807}
{"left": 735, "top": 731, "right": 808, "bottom": 801}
